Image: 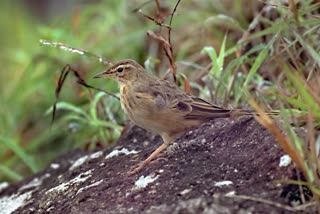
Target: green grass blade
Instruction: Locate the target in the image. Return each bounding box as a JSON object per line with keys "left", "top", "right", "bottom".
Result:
{"left": 283, "top": 65, "right": 320, "bottom": 118}
{"left": 90, "top": 92, "right": 106, "bottom": 120}
{"left": 294, "top": 31, "right": 320, "bottom": 68}
{"left": 202, "top": 46, "right": 218, "bottom": 77}
{"left": 0, "top": 164, "right": 22, "bottom": 181}
{"left": 205, "top": 14, "right": 244, "bottom": 32}
{"left": 218, "top": 35, "right": 227, "bottom": 77}
{"left": 46, "top": 102, "right": 90, "bottom": 120}
{"left": 0, "top": 136, "right": 38, "bottom": 173}
{"left": 236, "top": 34, "right": 278, "bottom": 102}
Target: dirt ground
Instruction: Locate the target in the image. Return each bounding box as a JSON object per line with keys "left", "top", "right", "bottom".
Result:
{"left": 0, "top": 117, "right": 316, "bottom": 213}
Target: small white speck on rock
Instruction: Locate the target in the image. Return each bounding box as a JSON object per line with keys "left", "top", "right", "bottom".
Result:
{"left": 225, "top": 191, "right": 236, "bottom": 196}
{"left": 179, "top": 189, "right": 191, "bottom": 195}
{"left": 214, "top": 180, "right": 233, "bottom": 187}
{"left": 143, "top": 141, "right": 150, "bottom": 146}
{"left": 0, "top": 182, "right": 9, "bottom": 192}
{"left": 69, "top": 155, "right": 89, "bottom": 171}
{"left": 46, "top": 169, "right": 93, "bottom": 194}
{"left": 19, "top": 173, "right": 50, "bottom": 191}
{"left": 279, "top": 155, "right": 291, "bottom": 167}
{"left": 50, "top": 163, "right": 60, "bottom": 169}
{"left": 105, "top": 148, "right": 138, "bottom": 159}
{"left": 201, "top": 139, "right": 206, "bottom": 143}
{"left": 89, "top": 151, "right": 103, "bottom": 159}
{"left": 76, "top": 179, "right": 103, "bottom": 194}
{"left": 134, "top": 175, "right": 159, "bottom": 189}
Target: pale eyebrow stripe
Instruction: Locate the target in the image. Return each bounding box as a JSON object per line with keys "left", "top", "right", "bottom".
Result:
{"left": 124, "top": 64, "right": 134, "bottom": 69}
{"left": 111, "top": 62, "right": 134, "bottom": 73}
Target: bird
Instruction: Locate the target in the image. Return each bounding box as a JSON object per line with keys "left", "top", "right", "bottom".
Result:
{"left": 94, "top": 59, "right": 257, "bottom": 175}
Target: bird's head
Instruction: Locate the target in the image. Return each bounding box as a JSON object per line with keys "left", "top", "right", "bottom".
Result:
{"left": 94, "top": 59, "right": 145, "bottom": 84}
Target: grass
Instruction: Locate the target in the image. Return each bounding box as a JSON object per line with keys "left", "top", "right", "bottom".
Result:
{"left": 0, "top": 0, "right": 319, "bottom": 205}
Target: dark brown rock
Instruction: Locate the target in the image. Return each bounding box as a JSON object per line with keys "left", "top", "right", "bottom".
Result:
{"left": 0, "top": 117, "right": 315, "bottom": 213}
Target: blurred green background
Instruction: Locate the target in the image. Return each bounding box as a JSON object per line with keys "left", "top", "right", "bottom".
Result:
{"left": 0, "top": 0, "right": 319, "bottom": 193}
{"left": 0, "top": 0, "right": 211, "bottom": 181}
{"left": 0, "top": 0, "right": 150, "bottom": 181}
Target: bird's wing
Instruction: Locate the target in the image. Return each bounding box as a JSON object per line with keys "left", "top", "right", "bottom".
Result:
{"left": 183, "top": 97, "right": 232, "bottom": 120}
{"left": 132, "top": 81, "right": 172, "bottom": 111}
{"left": 158, "top": 80, "right": 232, "bottom": 120}
{"left": 134, "top": 79, "right": 232, "bottom": 120}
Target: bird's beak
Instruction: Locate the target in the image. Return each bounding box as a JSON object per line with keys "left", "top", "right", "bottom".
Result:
{"left": 93, "top": 70, "right": 107, "bottom": 79}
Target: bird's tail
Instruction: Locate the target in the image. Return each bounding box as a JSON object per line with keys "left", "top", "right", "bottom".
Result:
{"left": 230, "top": 109, "right": 278, "bottom": 118}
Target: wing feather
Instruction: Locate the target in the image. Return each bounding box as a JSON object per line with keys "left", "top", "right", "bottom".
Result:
{"left": 184, "top": 97, "right": 231, "bottom": 120}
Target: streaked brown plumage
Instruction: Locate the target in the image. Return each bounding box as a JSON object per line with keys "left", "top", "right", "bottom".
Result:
{"left": 94, "top": 59, "right": 253, "bottom": 174}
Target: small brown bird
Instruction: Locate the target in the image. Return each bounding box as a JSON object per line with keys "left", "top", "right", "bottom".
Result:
{"left": 94, "top": 59, "right": 254, "bottom": 174}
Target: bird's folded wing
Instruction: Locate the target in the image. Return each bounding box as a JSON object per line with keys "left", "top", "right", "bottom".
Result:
{"left": 133, "top": 91, "right": 167, "bottom": 109}
{"left": 134, "top": 81, "right": 232, "bottom": 120}
{"left": 183, "top": 97, "right": 232, "bottom": 120}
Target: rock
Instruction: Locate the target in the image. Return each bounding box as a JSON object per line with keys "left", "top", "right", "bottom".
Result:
{"left": 0, "top": 117, "right": 315, "bottom": 213}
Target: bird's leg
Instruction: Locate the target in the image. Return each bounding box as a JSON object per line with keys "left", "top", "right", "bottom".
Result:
{"left": 128, "top": 133, "right": 173, "bottom": 175}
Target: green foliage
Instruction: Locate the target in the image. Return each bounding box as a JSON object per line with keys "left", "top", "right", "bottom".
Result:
{"left": 202, "top": 35, "right": 227, "bottom": 79}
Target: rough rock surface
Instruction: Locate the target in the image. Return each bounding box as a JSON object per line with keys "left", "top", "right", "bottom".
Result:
{"left": 0, "top": 117, "right": 315, "bottom": 213}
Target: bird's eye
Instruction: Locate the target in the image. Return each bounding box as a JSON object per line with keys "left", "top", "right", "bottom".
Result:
{"left": 117, "top": 67, "right": 124, "bottom": 73}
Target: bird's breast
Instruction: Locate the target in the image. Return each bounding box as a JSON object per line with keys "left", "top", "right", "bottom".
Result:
{"left": 120, "top": 85, "right": 134, "bottom": 116}
{"left": 120, "top": 85, "right": 146, "bottom": 121}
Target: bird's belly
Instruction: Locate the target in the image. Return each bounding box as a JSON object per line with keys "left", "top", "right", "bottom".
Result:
{"left": 128, "top": 108, "right": 201, "bottom": 136}
{"left": 126, "top": 108, "right": 161, "bottom": 133}
{"left": 119, "top": 89, "right": 164, "bottom": 134}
